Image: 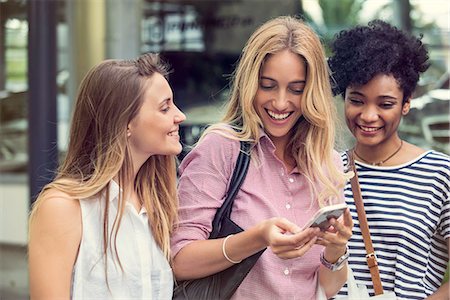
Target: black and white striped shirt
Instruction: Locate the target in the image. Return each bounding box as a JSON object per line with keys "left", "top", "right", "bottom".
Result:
{"left": 336, "top": 150, "right": 449, "bottom": 300}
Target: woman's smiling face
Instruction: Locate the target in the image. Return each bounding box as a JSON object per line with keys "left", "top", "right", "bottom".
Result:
{"left": 344, "top": 73, "right": 409, "bottom": 148}
{"left": 253, "top": 49, "right": 306, "bottom": 145}
{"left": 127, "top": 73, "right": 186, "bottom": 160}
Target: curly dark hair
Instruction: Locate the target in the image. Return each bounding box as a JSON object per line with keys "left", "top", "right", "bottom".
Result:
{"left": 328, "top": 20, "right": 429, "bottom": 102}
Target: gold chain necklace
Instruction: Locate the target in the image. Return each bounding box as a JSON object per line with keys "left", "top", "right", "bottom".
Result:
{"left": 353, "top": 140, "right": 403, "bottom": 166}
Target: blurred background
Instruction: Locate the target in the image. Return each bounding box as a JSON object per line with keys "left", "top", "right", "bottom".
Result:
{"left": 0, "top": 0, "right": 449, "bottom": 298}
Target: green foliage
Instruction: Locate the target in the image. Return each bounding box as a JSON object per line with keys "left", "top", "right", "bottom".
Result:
{"left": 319, "top": 0, "right": 364, "bottom": 30}
{"left": 301, "top": 0, "right": 442, "bottom": 58}
{"left": 301, "top": 0, "right": 365, "bottom": 55}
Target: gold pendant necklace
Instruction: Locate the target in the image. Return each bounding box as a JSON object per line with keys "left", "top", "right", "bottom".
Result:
{"left": 353, "top": 140, "right": 403, "bottom": 166}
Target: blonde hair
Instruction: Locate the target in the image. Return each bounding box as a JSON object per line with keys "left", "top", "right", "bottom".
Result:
{"left": 204, "top": 16, "right": 347, "bottom": 205}
{"left": 29, "top": 53, "right": 178, "bottom": 262}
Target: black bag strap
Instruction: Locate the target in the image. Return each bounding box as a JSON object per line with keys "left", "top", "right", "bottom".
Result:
{"left": 210, "top": 141, "right": 251, "bottom": 238}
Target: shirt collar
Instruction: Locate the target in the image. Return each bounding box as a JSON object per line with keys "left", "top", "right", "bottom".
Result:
{"left": 107, "top": 180, "right": 121, "bottom": 202}
{"left": 107, "top": 180, "right": 148, "bottom": 215}
{"left": 257, "top": 126, "right": 300, "bottom": 174}
{"left": 257, "top": 126, "right": 272, "bottom": 145}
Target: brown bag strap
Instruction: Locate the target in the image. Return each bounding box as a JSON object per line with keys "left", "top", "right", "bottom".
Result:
{"left": 347, "top": 150, "right": 384, "bottom": 295}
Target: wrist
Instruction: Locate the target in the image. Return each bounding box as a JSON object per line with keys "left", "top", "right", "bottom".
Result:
{"left": 255, "top": 219, "right": 271, "bottom": 247}
{"left": 324, "top": 246, "right": 348, "bottom": 263}
{"left": 320, "top": 246, "right": 349, "bottom": 271}
{"left": 222, "top": 235, "right": 242, "bottom": 264}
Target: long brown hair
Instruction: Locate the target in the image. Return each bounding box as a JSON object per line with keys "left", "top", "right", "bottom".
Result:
{"left": 29, "top": 53, "right": 178, "bottom": 262}
{"left": 204, "top": 16, "right": 347, "bottom": 205}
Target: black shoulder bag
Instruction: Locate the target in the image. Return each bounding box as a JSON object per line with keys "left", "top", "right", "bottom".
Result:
{"left": 173, "top": 141, "right": 266, "bottom": 300}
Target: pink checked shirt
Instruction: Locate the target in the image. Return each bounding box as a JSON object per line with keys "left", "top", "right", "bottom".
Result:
{"left": 171, "top": 129, "right": 344, "bottom": 300}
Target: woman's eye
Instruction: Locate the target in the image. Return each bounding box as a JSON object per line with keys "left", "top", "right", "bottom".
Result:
{"left": 288, "top": 84, "right": 304, "bottom": 95}
{"left": 161, "top": 106, "right": 170, "bottom": 112}
{"left": 260, "top": 84, "right": 275, "bottom": 90}
{"left": 349, "top": 98, "right": 362, "bottom": 105}
{"left": 381, "top": 102, "right": 394, "bottom": 108}
{"left": 290, "top": 89, "right": 303, "bottom": 95}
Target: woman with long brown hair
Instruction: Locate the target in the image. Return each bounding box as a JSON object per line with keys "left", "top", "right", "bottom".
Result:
{"left": 28, "top": 53, "right": 185, "bottom": 299}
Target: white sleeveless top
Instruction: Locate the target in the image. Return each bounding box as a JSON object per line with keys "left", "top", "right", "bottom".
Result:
{"left": 71, "top": 181, "right": 173, "bottom": 299}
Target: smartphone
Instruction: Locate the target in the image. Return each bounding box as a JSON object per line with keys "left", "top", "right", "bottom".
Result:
{"left": 302, "top": 203, "right": 347, "bottom": 231}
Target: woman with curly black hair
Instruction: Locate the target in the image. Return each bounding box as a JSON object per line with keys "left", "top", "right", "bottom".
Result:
{"left": 329, "top": 20, "right": 449, "bottom": 299}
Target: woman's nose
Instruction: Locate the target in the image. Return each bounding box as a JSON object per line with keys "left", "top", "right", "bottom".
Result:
{"left": 174, "top": 106, "right": 186, "bottom": 124}
{"left": 273, "top": 91, "right": 289, "bottom": 111}
{"left": 360, "top": 106, "right": 379, "bottom": 122}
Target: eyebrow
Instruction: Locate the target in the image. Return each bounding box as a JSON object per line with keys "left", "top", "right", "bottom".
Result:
{"left": 159, "top": 97, "right": 171, "bottom": 106}
{"left": 348, "top": 91, "right": 397, "bottom": 100}
{"left": 260, "top": 76, "right": 306, "bottom": 84}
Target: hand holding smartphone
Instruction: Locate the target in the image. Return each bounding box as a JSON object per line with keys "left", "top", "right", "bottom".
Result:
{"left": 302, "top": 203, "right": 347, "bottom": 231}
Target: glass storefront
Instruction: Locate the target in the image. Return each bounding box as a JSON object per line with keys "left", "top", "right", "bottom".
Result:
{"left": 1, "top": 0, "right": 449, "bottom": 176}
{"left": 1, "top": 1, "right": 27, "bottom": 173}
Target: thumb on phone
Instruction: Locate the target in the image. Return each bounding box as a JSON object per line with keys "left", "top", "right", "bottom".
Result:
{"left": 274, "top": 217, "right": 302, "bottom": 234}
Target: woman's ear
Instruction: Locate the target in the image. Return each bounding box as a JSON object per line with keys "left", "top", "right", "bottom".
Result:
{"left": 402, "top": 98, "right": 411, "bottom": 115}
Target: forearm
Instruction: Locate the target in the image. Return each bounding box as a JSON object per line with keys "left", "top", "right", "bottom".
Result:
{"left": 172, "top": 224, "right": 267, "bottom": 280}
{"left": 317, "top": 245, "right": 349, "bottom": 298}
{"left": 425, "top": 282, "right": 449, "bottom": 300}
{"left": 318, "top": 263, "right": 348, "bottom": 298}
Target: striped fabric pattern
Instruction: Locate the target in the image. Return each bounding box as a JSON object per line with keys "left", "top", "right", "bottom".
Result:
{"left": 335, "top": 150, "right": 450, "bottom": 300}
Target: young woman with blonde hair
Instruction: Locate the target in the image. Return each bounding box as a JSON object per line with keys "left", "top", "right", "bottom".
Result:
{"left": 171, "top": 16, "right": 352, "bottom": 299}
{"left": 28, "top": 53, "right": 186, "bottom": 299}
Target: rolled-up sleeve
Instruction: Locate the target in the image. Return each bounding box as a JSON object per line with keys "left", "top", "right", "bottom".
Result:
{"left": 171, "top": 133, "right": 240, "bottom": 258}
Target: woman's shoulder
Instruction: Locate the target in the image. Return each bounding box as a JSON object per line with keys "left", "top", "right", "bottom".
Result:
{"left": 29, "top": 187, "right": 82, "bottom": 243}
{"left": 331, "top": 149, "right": 345, "bottom": 167}
{"left": 199, "top": 125, "right": 240, "bottom": 146}
{"left": 35, "top": 188, "right": 79, "bottom": 212}
{"left": 179, "top": 127, "right": 242, "bottom": 174}
{"left": 187, "top": 128, "right": 241, "bottom": 159}
{"left": 31, "top": 188, "right": 80, "bottom": 224}
{"left": 423, "top": 149, "right": 450, "bottom": 163}
{"left": 332, "top": 149, "right": 343, "bottom": 159}
{"left": 417, "top": 150, "right": 450, "bottom": 178}
{"left": 389, "top": 146, "right": 449, "bottom": 171}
